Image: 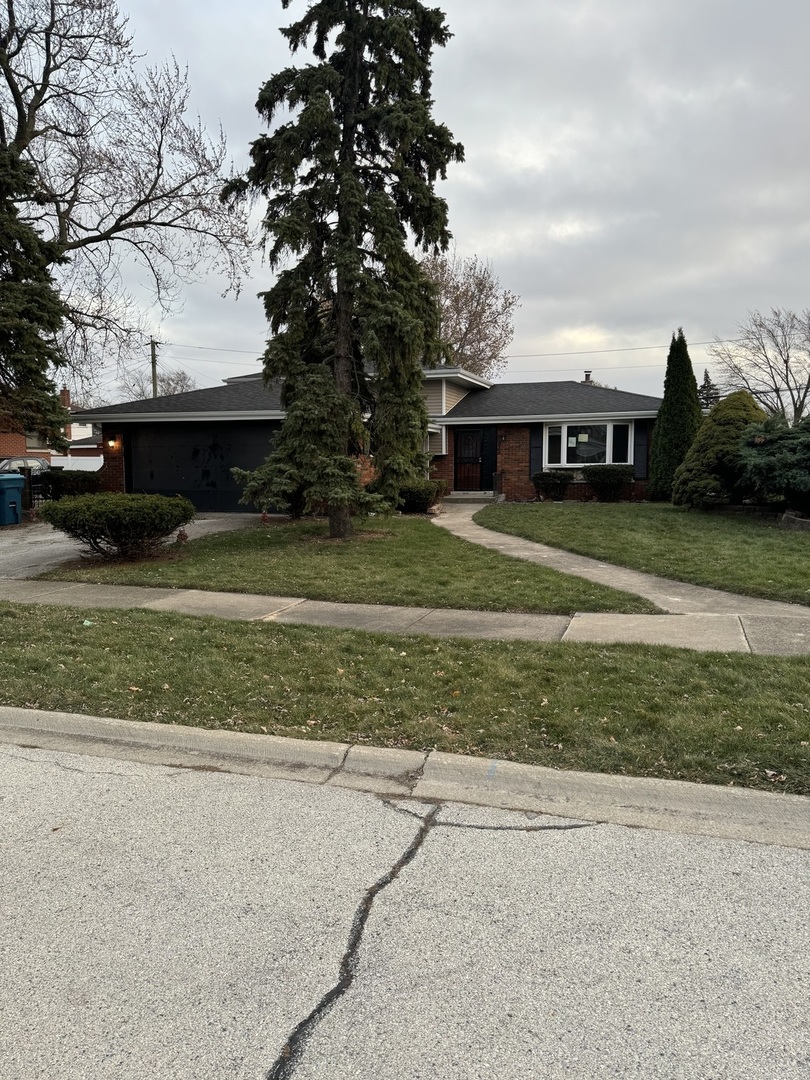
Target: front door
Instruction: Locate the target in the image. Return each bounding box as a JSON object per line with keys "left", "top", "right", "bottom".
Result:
{"left": 454, "top": 426, "right": 497, "bottom": 490}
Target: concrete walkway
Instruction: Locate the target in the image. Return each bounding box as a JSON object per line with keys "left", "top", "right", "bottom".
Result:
{"left": 1, "top": 507, "right": 809, "bottom": 653}
{"left": 1, "top": 575, "right": 810, "bottom": 654}
{"left": 434, "top": 502, "right": 807, "bottom": 616}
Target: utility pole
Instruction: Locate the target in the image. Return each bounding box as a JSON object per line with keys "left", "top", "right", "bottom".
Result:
{"left": 150, "top": 338, "right": 158, "bottom": 398}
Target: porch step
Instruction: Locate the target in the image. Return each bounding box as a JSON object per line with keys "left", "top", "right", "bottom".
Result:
{"left": 442, "top": 491, "right": 504, "bottom": 505}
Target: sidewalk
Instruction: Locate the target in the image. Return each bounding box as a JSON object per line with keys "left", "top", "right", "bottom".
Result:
{"left": 2, "top": 575, "right": 809, "bottom": 654}
{"left": 2, "top": 505, "right": 809, "bottom": 653}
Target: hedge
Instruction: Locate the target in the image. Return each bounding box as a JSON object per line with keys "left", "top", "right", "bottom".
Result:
{"left": 39, "top": 493, "right": 196, "bottom": 559}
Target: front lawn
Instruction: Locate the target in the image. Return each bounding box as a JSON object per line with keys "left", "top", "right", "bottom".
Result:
{"left": 40, "top": 515, "right": 658, "bottom": 615}
{"left": 476, "top": 503, "right": 810, "bottom": 606}
{"left": 1, "top": 602, "right": 807, "bottom": 794}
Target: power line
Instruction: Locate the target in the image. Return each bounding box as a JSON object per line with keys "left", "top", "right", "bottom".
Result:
{"left": 505, "top": 338, "right": 736, "bottom": 359}
{"left": 163, "top": 341, "right": 262, "bottom": 355}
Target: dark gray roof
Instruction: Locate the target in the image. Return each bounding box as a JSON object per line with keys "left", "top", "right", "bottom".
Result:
{"left": 72, "top": 375, "right": 660, "bottom": 423}
{"left": 444, "top": 381, "right": 662, "bottom": 419}
{"left": 72, "top": 378, "right": 283, "bottom": 420}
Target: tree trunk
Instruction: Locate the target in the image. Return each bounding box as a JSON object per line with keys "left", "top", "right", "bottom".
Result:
{"left": 328, "top": 504, "right": 353, "bottom": 539}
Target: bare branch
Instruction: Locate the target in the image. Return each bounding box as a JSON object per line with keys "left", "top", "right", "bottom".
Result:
{"left": 0, "top": 0, "right": 254, "bottom": 386}
{"left": 421, "top": 250, "right": 520, "bottom": 379}
{"left": 709, "top": 308, "right": 810, "bottom": 423}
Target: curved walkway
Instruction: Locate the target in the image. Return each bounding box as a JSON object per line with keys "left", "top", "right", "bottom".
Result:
{"left": 434, "top": 503, "right": 806, "bottom": 616}
{"left": 1, "top": 508, "right": 809, "bottom": 655}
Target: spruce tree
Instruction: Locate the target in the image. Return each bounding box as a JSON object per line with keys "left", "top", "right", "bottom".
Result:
{"left": 225, "top": 0, "right": 463, "bottom": 537}
{"left": 697, "top": 368, "right": 721, "bottom": 410}
{"left": 647, "top": 328, "right": 703, "bottom": 501}
{"left": 0, "top": 149, "right": 68, "bottom": 445}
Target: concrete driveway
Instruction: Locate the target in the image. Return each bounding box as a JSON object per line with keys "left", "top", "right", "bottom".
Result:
{"left": 2, "top": 740, "right": 807, "bottom": 1080}
{"left": 0, "top": 514, "right": 257, "bottom": 579}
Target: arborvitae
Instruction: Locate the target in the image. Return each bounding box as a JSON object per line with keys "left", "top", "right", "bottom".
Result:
{"left": 224, "top": 0, "right": 463, "bottom": 537}
{"left": 0, "top": 149, "right": 68, "bottom": 445}
{"left": 672, "top": 391, "right": 766, "bottom": 508}
{"left": 697, "top": 369, "right": 721, "bottom": 410}
{"left": 647, "top": 328, "right": 703, "bottom": 501}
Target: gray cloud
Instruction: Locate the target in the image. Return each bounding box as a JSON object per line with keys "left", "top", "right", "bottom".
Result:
{"left": 115, "top": 0, "right": 810, "bottom": 398}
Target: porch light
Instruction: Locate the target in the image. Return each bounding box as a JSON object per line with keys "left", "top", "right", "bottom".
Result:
{"left": 106, "top": 436, "right": 118, "bottom": 450}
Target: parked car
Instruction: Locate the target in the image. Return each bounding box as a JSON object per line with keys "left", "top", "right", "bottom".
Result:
{"left": 0, "top": 457, "right": 51, "bottom": 473}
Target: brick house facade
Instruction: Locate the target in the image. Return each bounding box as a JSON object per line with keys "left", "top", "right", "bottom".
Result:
{"left": 73, "top": 369, "right": 662, "bottom": 510}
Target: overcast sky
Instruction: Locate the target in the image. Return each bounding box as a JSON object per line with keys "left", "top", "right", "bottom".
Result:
{"left": 112, "top": 0, "right": 810, "bottom": 399}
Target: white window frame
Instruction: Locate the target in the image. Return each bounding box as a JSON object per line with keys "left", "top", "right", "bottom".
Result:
{"left": 544, "top": 420, "right": 634, "bottom": 468}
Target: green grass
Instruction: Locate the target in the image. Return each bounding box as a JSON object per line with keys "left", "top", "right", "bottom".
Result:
{"left": 40, "top": 515, "right": 658, "bottom": 615}
{"left": 1, "top": 601, "right": 808, "bottom": 794}
{"left": 476, "top": 503, "right": 810, "bottom": 606}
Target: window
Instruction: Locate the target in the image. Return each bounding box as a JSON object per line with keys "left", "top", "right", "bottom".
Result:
{"left": 546, "top": 422, "right": 633, "bottom": 467}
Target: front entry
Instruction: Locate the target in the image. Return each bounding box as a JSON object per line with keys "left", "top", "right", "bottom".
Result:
{"left": 453, "top": 426, "right": 497, "bottom": 490}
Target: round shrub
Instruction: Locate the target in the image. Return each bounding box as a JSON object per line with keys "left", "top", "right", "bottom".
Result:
{"left": 39, "top": 492, "right": 196, "bottom": 559}
{"left": 397, "top": 478, "right": 445, "bottom": 513}
{"left": 672, "top": 391, "right": 766, "bottom": 509}
{"left": 532, "top": 469, "right": 573, "bottom": 501}
{"left": 581, "top": 463, "right": 635, "bottom": 501}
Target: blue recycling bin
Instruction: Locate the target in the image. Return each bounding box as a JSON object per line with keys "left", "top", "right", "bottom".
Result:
{"left": 0, "top": 473, "right": 25, "bottom": 526}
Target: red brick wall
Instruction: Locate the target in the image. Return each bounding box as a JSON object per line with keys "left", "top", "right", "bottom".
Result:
{"left": 430, "top": 428, "right": 454, "bottom": 488}
{"left": 96, "top": 427, "right": 126, "bottom": 492}
{"left": 432, "top": 423, "right": 650, "bottom": 502}
{"left": 0, "top": 432, "right": 28, "bottom": 457}
{"left": 495, "top": 425, "right": 536, "bottom": 501}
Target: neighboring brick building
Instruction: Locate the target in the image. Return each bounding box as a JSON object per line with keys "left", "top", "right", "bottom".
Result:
{"left": 0, "top": 388, "right": 73, "bottom": 463}
{"left": 72, "top": 369, "right": 662, "bottom": 511}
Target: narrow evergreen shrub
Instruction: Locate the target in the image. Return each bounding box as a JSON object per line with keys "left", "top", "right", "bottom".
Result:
{"left": 39, "top": 493, "right": 195, "bottom": 559}
{"left": 648, "top": 329, "right": 703, "bottom": 501}
{"left": 532, "top": 470, "right": 573, "bottom": 501}
{"left": 581, "top": 464, "right": 635, "bottom": 501}
{"left": 672, "top": 391, "right": 765, "bottom": 509}
{"left": 38, "top": 470, "right": 100, "bottom": 501}
{"left": 739, "top": 415, "right": 810, "bottom": 515}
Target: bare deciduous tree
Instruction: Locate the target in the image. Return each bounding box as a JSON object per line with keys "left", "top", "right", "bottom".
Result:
{"left": 118, "top": 366, "right": 196, "bottom": 401}
{"left": 710, "top": 308, "right": 810, "bottom": 423}
{"left": 421, "top": 251, "right": 520, "bottom": 379}
{"left": 0, "top": 0, "right": 252, "bottom": 391}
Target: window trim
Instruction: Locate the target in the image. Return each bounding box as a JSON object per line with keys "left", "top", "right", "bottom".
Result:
{"left": 544, "top": 420, "right": 634, "bottom": 468}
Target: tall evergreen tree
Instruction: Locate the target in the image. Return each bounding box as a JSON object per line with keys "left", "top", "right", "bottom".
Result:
{"left": 0, "top": 148, "right": 68, "bottom": 445}
{"left": 224, "top": 0, "right": 463, "bottom": 537}
{"left": 647, "top": 328, "right": 703, "bottom": 501}
{"left": 697, "top": 368, "right": 721, "bottom": 410}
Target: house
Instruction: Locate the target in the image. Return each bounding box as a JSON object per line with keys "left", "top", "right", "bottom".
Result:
{"left": 72, "top": 370, "right": 662, "bottom": 511}
{"left": 0, "top": 387, "right": 72, "bottom": 466}
{"left": 427, "top": 369, "right": 662, "bottom": 501}
{"left": 1, "top": 388, "right": 103, "bottom": 471}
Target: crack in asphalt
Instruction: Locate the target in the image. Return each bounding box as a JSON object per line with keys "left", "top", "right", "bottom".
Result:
{"left": 381, "top": 798, "right": 598, "bottom": 832}
{"left": 0, "top": 745, "right": 142, "bottom": 779}
{"left": 265, "top": 805, "right": 441, "bottom": 1080}
{"left": 266, "top": 800, "right": 596, "bottom": 1077}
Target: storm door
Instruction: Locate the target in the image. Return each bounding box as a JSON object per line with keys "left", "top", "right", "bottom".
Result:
{"left": 453, "top": 426, "right": 497, "bottom": 490}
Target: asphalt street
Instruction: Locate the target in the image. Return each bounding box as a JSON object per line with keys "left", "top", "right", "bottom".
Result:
{"left": 2, "top": 743, "right": 807, "bottom": 1080}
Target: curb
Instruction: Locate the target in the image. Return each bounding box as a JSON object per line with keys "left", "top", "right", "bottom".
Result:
{"left": 1, "top": 706, "right": 808, "bottom": 850}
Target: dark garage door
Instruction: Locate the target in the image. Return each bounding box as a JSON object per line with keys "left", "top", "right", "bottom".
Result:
{"left": 125, "top": 421, "right": 278, "bottom": 512}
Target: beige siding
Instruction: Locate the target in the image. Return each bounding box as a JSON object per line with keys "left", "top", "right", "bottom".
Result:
{"left": 427, "top": 429, "right": 446, "bottom": 456}
{"left": 444, "top": 384, "right": 470, "bottom": 410}
{"left": 422, "top": 381, "right": 443, "bottom": 414}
